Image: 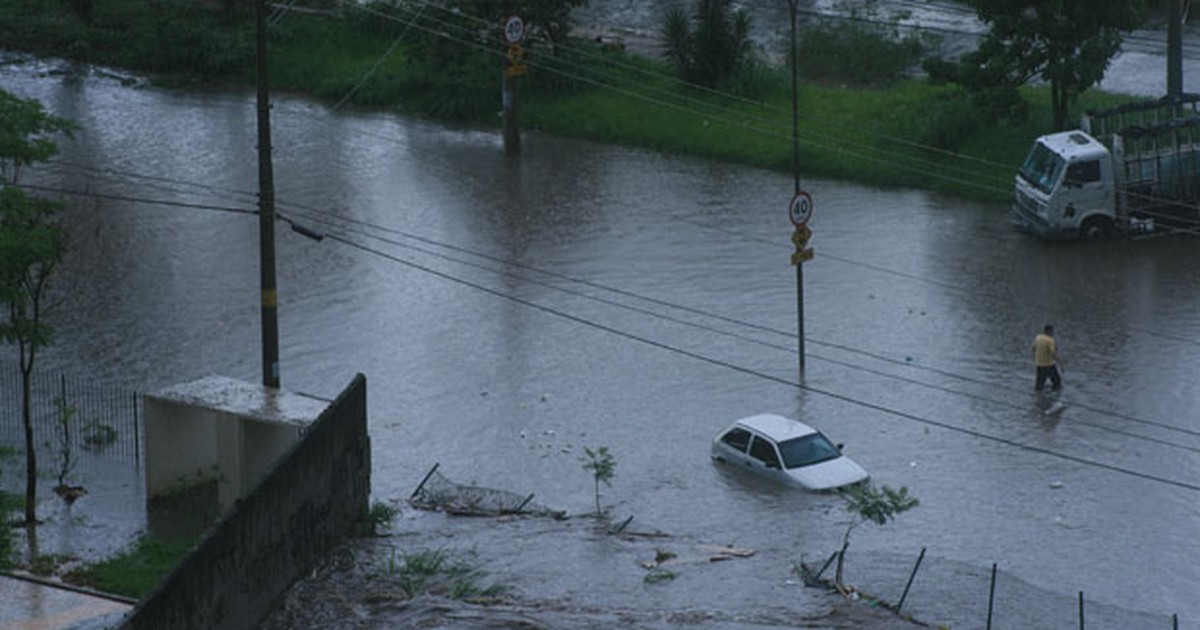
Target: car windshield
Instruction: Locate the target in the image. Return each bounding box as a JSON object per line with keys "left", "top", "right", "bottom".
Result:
{"left": 1018, "top": 141, "right": 1065, "bottom": 194}
{"left": 777, "top": 433, "right": 841, "bottom": 469}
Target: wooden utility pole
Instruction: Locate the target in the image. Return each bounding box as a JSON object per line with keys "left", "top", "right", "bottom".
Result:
{"left": 256, "top": 0, "right": 281, "bottom": 388}
{"left": 1168, "top": 0, "right": 1183, "bottom": 99}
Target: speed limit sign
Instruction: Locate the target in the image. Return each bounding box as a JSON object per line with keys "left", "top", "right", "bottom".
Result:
{"left": 789, "top": 190, "right": 813, "bottom": 227}
{"left": 503, "top": 15, "right": 525, "bottom": 45}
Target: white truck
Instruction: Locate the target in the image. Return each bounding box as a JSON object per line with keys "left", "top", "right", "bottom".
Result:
{"left": 1012, "top": 94, "right": 1200, "bottom": 238}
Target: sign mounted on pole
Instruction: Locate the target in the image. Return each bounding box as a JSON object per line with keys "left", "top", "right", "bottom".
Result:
{"left": 503, "top": 15, "right": 525, "bottom": 45}
{"left": 788, "top": 190, "right": 813, "bottom": 227}
{"left": 504, "top": 44, "right": 527, "bottom": 77}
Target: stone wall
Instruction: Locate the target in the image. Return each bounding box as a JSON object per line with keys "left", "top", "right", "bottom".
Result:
{"left": 119, "top": 374, "right": 370, "bottom": 630}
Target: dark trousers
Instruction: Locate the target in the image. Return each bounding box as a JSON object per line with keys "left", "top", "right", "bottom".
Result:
{"left": 1035, "top": 365, "right": 1061, "bottom": 391}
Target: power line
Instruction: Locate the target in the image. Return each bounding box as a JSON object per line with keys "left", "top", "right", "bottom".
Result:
{"left": 33, "top": 157, "right": 1200, "bottom": 441}
{"left": 319, "top": 228, "right": 1200, "bottom": 493}
{"left": 11, "top": 182, "right": 258, "bottom": 216}
{"left": 27, "top": 152, "right": 1200, "bottom": 484}
{"left": 284, "top": 204, "right": 1200, "bottom": 446}
{"left": 341, "top": 0, "right": 1200, "bottom": 217}
{"left": 341, "top": 0, "right": 1019, "bottom": 198}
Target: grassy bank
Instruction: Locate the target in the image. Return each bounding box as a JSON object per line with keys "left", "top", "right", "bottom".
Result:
{"left": 62, "top": 535, "right": 191, "bottom": 599}
{"left": 0, "top": 1, "right": 1145, "bottom": 204}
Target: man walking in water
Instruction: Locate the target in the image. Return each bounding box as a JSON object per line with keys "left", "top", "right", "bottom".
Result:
{"left": 1032, "top": 324, "right": 1062, "bottom": 392}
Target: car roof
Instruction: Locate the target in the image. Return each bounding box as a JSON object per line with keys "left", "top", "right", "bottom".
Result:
{"left": 734, "top": 413, "right": 818, "bottom": 441}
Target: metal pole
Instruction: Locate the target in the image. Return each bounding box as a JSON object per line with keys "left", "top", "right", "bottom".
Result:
{"left": 789, "top": 0, "right": 804, "bottom": 376}
{"left": 1168, "top": 0, "right": 1183, "bottom": 100}
{"left": 896, "top": 547, "right": 925, "bottom": 613}
{"left": 256, "top": 0, "right": 281, "bottom": 388}
{"left": 503, "top": 2, "right": 520, "bottom": 156}
{"left": 133, "top": 390, "right": 140, "bottom": 469}
{"left": 985, "top": 563, "right": 997, "bottom": 630}
{"left": 1078, "top": 591, "right": 1085, "bottom": 630}
{"left": 503, "top": 72, "right": 520, "bottom": 156}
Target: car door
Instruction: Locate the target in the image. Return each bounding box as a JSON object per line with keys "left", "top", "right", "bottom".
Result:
{"left": 715, "top": 426, "right": 753, "bottom": 467}
{"left": 747, "top": 434, "right": 785, "bottom": 481}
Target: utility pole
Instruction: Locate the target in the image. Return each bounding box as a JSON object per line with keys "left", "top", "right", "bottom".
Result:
{"left": 1168, "top": 0, "right": 1184, "bottom": 100}
{"left": 788, "top": 0, "right": 808, "bottom": 377}
{"left": 256, "top": 0, "right": 281, "bottom": 388}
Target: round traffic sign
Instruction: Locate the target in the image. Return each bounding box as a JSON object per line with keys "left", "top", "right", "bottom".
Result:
{"left": 503, "top": 15, "right": 525, "bottom": 45}
{"left": 789, "top": 190, "right": 813, "bottom": 226}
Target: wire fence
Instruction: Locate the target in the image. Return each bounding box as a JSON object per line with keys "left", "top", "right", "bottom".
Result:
{"left": 0, "top": 362, "right": 143, "bottom": 466}
{"left": 825, "top": 547, "right": 1182, "bottom": 630}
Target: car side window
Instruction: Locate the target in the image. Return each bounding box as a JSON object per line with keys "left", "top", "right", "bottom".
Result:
{"left": 720, "top": 427, "right": 752, "bottom": 453}
{"left": 749, "top": 436, "right": 781, "bottom": 468}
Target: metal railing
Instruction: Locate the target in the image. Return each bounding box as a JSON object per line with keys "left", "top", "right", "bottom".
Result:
{"left": 0, "top": 362, "right": 142, "bottom": 466}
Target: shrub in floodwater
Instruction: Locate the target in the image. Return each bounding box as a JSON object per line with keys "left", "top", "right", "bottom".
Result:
{"left": 581, "top": 446, "right": 616, "bottom": 516}
{"left": 82, "top": 422, "right": 118, "bottom": 449}
{"left": 836, "top": 482, "right": 918, "bottom": 587}
{"left": 52, "top": 396, "right": 79, "bottom": 492}
{"left": 392, "top": 548, "right": 504, "bottom": 600}
{"left": 644, "top": 568, "right": 677, "bottom": 584}
{"left": 363, "top": 500, "right": 396, "bottom": 536}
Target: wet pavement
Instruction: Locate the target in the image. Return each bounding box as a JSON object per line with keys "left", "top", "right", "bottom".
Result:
{"left": 0, "top": 574, "right": 131, "bottom": 630}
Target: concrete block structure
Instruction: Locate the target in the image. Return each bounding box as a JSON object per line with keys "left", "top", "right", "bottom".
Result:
{"left": 143, "top": 375, "right": 328, "bottom": 511}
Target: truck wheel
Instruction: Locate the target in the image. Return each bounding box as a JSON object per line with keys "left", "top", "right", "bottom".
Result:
{"left": 1079, "top": 217, "right": 1111, "bottom": 239}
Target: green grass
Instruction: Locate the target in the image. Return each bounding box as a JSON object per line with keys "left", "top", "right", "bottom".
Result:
{"left": 388, "top": 548, "right": 506, "bottom": 600}
{"left": 63, "top": 535, "right": 192, "bottom": 599}
{"left": 0, "top": 0, "right": 1157, "bottom": 205}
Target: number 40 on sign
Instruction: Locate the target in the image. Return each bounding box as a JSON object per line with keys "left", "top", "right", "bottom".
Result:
{"left": 789, "top": 191, "right": 814, "bottom": 265}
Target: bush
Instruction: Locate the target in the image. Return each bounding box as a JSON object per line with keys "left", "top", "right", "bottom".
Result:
{"left": 660, "top": 0, "right": 758, "bottom": 94}
{"left": 796, "top": 14, "right": 931, "bottom": 87}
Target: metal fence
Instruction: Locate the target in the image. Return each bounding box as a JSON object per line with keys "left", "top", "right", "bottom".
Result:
{"left": 0, "top": 362, "right": 143, "bottom": 466}
{"left": 827, "top": 547, "right": 1182, "bottom": 630}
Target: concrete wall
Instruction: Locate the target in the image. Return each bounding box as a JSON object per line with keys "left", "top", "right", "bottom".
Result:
{"left": 144, "top": 375, "right": 329, "bottom": 511}
{"left": 119, "top": 374, "right": 370, "bottom": 630}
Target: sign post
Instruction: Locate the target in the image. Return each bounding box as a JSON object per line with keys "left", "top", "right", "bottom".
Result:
{"left": 789, "top": 190, "right": 814, "bottom": 376}
{"left": 501, "top": 14, "right": 525, "bottom": 156}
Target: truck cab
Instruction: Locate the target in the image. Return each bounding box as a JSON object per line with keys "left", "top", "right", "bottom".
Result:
{"left": 1012, "top": 130, "right": 1116, "bottom": 239}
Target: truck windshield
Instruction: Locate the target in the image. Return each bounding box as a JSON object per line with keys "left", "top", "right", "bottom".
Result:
{"left": 1018, "top": 141, "right": 1065, "bottom": 194}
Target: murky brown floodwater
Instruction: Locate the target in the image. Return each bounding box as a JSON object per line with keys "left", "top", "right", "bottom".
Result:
{"left": 2, "top": 12, "right": 1200, "bottom": 627}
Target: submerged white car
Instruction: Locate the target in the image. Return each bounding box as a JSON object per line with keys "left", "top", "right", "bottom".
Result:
{"left": 711, "top": 413, "right": 869, "bottom": 491}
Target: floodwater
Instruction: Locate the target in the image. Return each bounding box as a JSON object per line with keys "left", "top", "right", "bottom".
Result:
{"left": 1, "top": 12, "right": 1200, "bottom": 627}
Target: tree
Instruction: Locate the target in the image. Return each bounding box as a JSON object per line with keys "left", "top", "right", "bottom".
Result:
{"left": 518, "top": 0, "right": 589, "bottom": 54}
{"left": 835, "top": 482, "right": 918, "bottom": 587}
{"left": 65, "top": 0, "right": 94, "bottom": 25}
{"left": 964, "top": 0, "right": 1147, "bottom": 131}
{"left": 408, "top": 0, "right": 588, "bottom": 55}
{"left": 580, "top": 446, "right": 615, "bottom": 516}
{"left": 661, "top": 0, "right": 755, "bottom": 90}
{"left": 0, "top": 90, "right": 73, "bottom": 527}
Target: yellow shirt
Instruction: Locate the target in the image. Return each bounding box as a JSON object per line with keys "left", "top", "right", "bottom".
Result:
{"left": 1033, "top": 333, "right": 1057, "bottom": 367}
